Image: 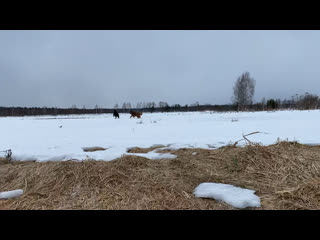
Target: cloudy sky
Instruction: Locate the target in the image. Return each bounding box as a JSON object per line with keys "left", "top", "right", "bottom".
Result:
{"left": 1, "top": 30, "right": 320, "bottom": 108}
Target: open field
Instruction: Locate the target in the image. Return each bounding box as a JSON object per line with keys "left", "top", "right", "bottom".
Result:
{"left": 1, "top": 110, "right": 320, "bottom": 162}
{"left": 1, "top": 110, "right": 320, "bottom": 209}
{"left": 0, "top": 141, "right": 319, "bottom": 210}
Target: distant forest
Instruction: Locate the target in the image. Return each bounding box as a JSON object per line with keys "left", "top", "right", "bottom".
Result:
{"left": 0, "top": 92, "right": 319, "bottom": 117}
{"left": 2, "top": 71, "right": 319, "bottom": 117}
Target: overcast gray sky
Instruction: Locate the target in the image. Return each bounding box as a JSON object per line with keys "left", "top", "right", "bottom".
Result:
{"left": 1, "top": 30, "right": 320, "bottom": 108}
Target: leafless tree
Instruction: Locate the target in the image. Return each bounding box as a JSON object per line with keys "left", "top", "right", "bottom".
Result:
{"left": 191, "top": 101, "right": 200, "bottom": 107}
{"left": 232, "top": 72, "right": 256, "bottom": 111}
{"left": 122, "top": 102, "right": 132, "bottom": 110}
{"left": 261, "top": 97, "right": 266, "bottom": 111}
{"left": 158, "top": 101, "right": 169, "bottom": 108}
{"left": 296, "top": 93, "right": 319, "bottom": 110}
{"left": 95, "top": 104, "right": 99, "bottom": 114}
{"left": 145, "top": 102, "right": 153, "bottom": 108}
{"left": 136, "top": 102, "right": 142, "bottom": 108}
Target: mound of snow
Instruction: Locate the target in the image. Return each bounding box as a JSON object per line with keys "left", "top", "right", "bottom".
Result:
{"left": 193, "top": 183, "right": 261, "bottom": 209}
{"left": 0, "top": 189, "right": 24, "bottom": 199}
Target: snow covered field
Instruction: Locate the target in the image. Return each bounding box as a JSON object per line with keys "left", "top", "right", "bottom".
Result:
{"left": 1, "top": 110, "right": 320, "bottom": 162}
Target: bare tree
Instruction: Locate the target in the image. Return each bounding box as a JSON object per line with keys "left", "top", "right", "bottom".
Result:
{"left": 232, "top": 72, "right": 256, "bottom": 111}
{"left": 145, "top": 102, "right": 153, "bottom": 109}
{"left": 150, "top": 102, "right": 156, "bottom": 113}
{"left": 95, "top": 104, "right": 99, "bottom": 114}
{"left": 122, "top": 102, "right": 132, "bottom": 110}
{"left": 261, "top": 97, "right": 266, "bottom": 111}
{"left": 296, "top": 93, "right": 319, "bottom": 110}
{"left": 136, "top": 102, "right": 142, "bottom": 108}
{"left": 158, "top": 101, "right": 168, "bottom": 108}
{"left": 191, "top": 101, "right": 199, "bottom": 107}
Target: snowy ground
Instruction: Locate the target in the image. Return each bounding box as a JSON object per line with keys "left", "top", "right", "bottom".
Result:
{"left": 1, "top": 110, "right": 320, "bottom": 162}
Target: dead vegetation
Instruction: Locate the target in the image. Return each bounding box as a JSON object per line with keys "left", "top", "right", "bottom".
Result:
{"left": 127, "top": 145, "right": 165, "bottom": 153}
{"left": 0, "top": 141, "right": 320, "bottom": 210}
{"left": 0, "top": 157, "right": 9, "bottom": 165}
{"left": 82, "top": 147, "right": 107, "bottom": 152}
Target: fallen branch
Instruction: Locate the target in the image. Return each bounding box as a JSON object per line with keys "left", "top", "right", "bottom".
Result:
{"left": 233, "top": 131, "right": 268, "bottom": 147}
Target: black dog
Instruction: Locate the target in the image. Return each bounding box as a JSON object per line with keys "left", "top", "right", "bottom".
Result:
{"left": 113, "top": 109, "right": 120, "bottom": 119}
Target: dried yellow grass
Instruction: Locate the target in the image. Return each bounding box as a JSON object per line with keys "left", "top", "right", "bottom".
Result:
{"left": 127, "top": 145, "right": 165, "bottom": 153}
{"left": 0, "top": 141, "right": 319, "bottom": 210}
{"left": 82, "top": 147, "right": 107, "bottom": 152}
{"left": 0, "top": 157, "right": 8, "bottom": 165}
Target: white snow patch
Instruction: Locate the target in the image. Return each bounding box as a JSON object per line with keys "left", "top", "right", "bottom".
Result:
{"left": 0, "top": 189, "right": 24, "bottom": 199}
{"left": 193, "top": 183, "right": 261, "bottom": 209}
{"left": 125, "top": 149, "right": 177, "bottom": 160}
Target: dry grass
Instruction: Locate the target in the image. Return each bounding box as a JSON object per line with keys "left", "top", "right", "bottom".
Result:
{"left": 0, "top": 141, "right": 320, "bottom": 210}
{"left": 82, "top": 147, "right": 107, "bottom": 152}
{"left": 0, "top": 157, "right": 9, "bottom": 165}
{"left": 127, "top": 145, "right": 165, "bottom": 153}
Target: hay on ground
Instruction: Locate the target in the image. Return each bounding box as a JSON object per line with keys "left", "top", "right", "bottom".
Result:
{"left": 82, "top": 147, "right": 107, "bottom": 152}
{"left": 0, "top": 141, "right": 319, "bottom": 210}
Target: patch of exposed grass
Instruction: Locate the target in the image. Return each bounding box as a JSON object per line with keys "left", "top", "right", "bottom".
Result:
{"left": 0, "top": 141, "right": 319, "bottom": 210}
{"left": 82, "top": 147, "right": 107, "bottom": 152}
{"left": 0, "top": 157, "right": 9, "bottom": 165}
{"left": 127, "top": 145, "right": 165, "bottom": 153}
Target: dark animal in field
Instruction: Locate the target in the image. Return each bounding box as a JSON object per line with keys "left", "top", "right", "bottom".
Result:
{"left": 113, "top": 109, "right": 120, "bottom": 119}
{"left": 130, "top": 111, "right": 143, "bottom": 118}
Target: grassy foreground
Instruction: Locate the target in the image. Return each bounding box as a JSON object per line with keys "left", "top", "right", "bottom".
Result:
{"left": 0, "top": 141, "right": 319, "bottom": 210}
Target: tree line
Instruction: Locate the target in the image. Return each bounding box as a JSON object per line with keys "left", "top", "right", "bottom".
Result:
{"left": 0, "top": 94, "right": 318, "bottom": 117}
{"left": 1, "top": 71, "right": 319, "bottom": 117}
{"left": 0, "top": 104, "right": 235, "bottom": 117}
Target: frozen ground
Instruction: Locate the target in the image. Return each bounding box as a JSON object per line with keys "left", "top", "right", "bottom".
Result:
{"left": 0, "top": 110, "right": 319, "bottom": 162}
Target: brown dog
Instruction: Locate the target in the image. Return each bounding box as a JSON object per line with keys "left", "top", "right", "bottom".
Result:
{"left": 130, "top": 111, "right": 143, "bottom": 118}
